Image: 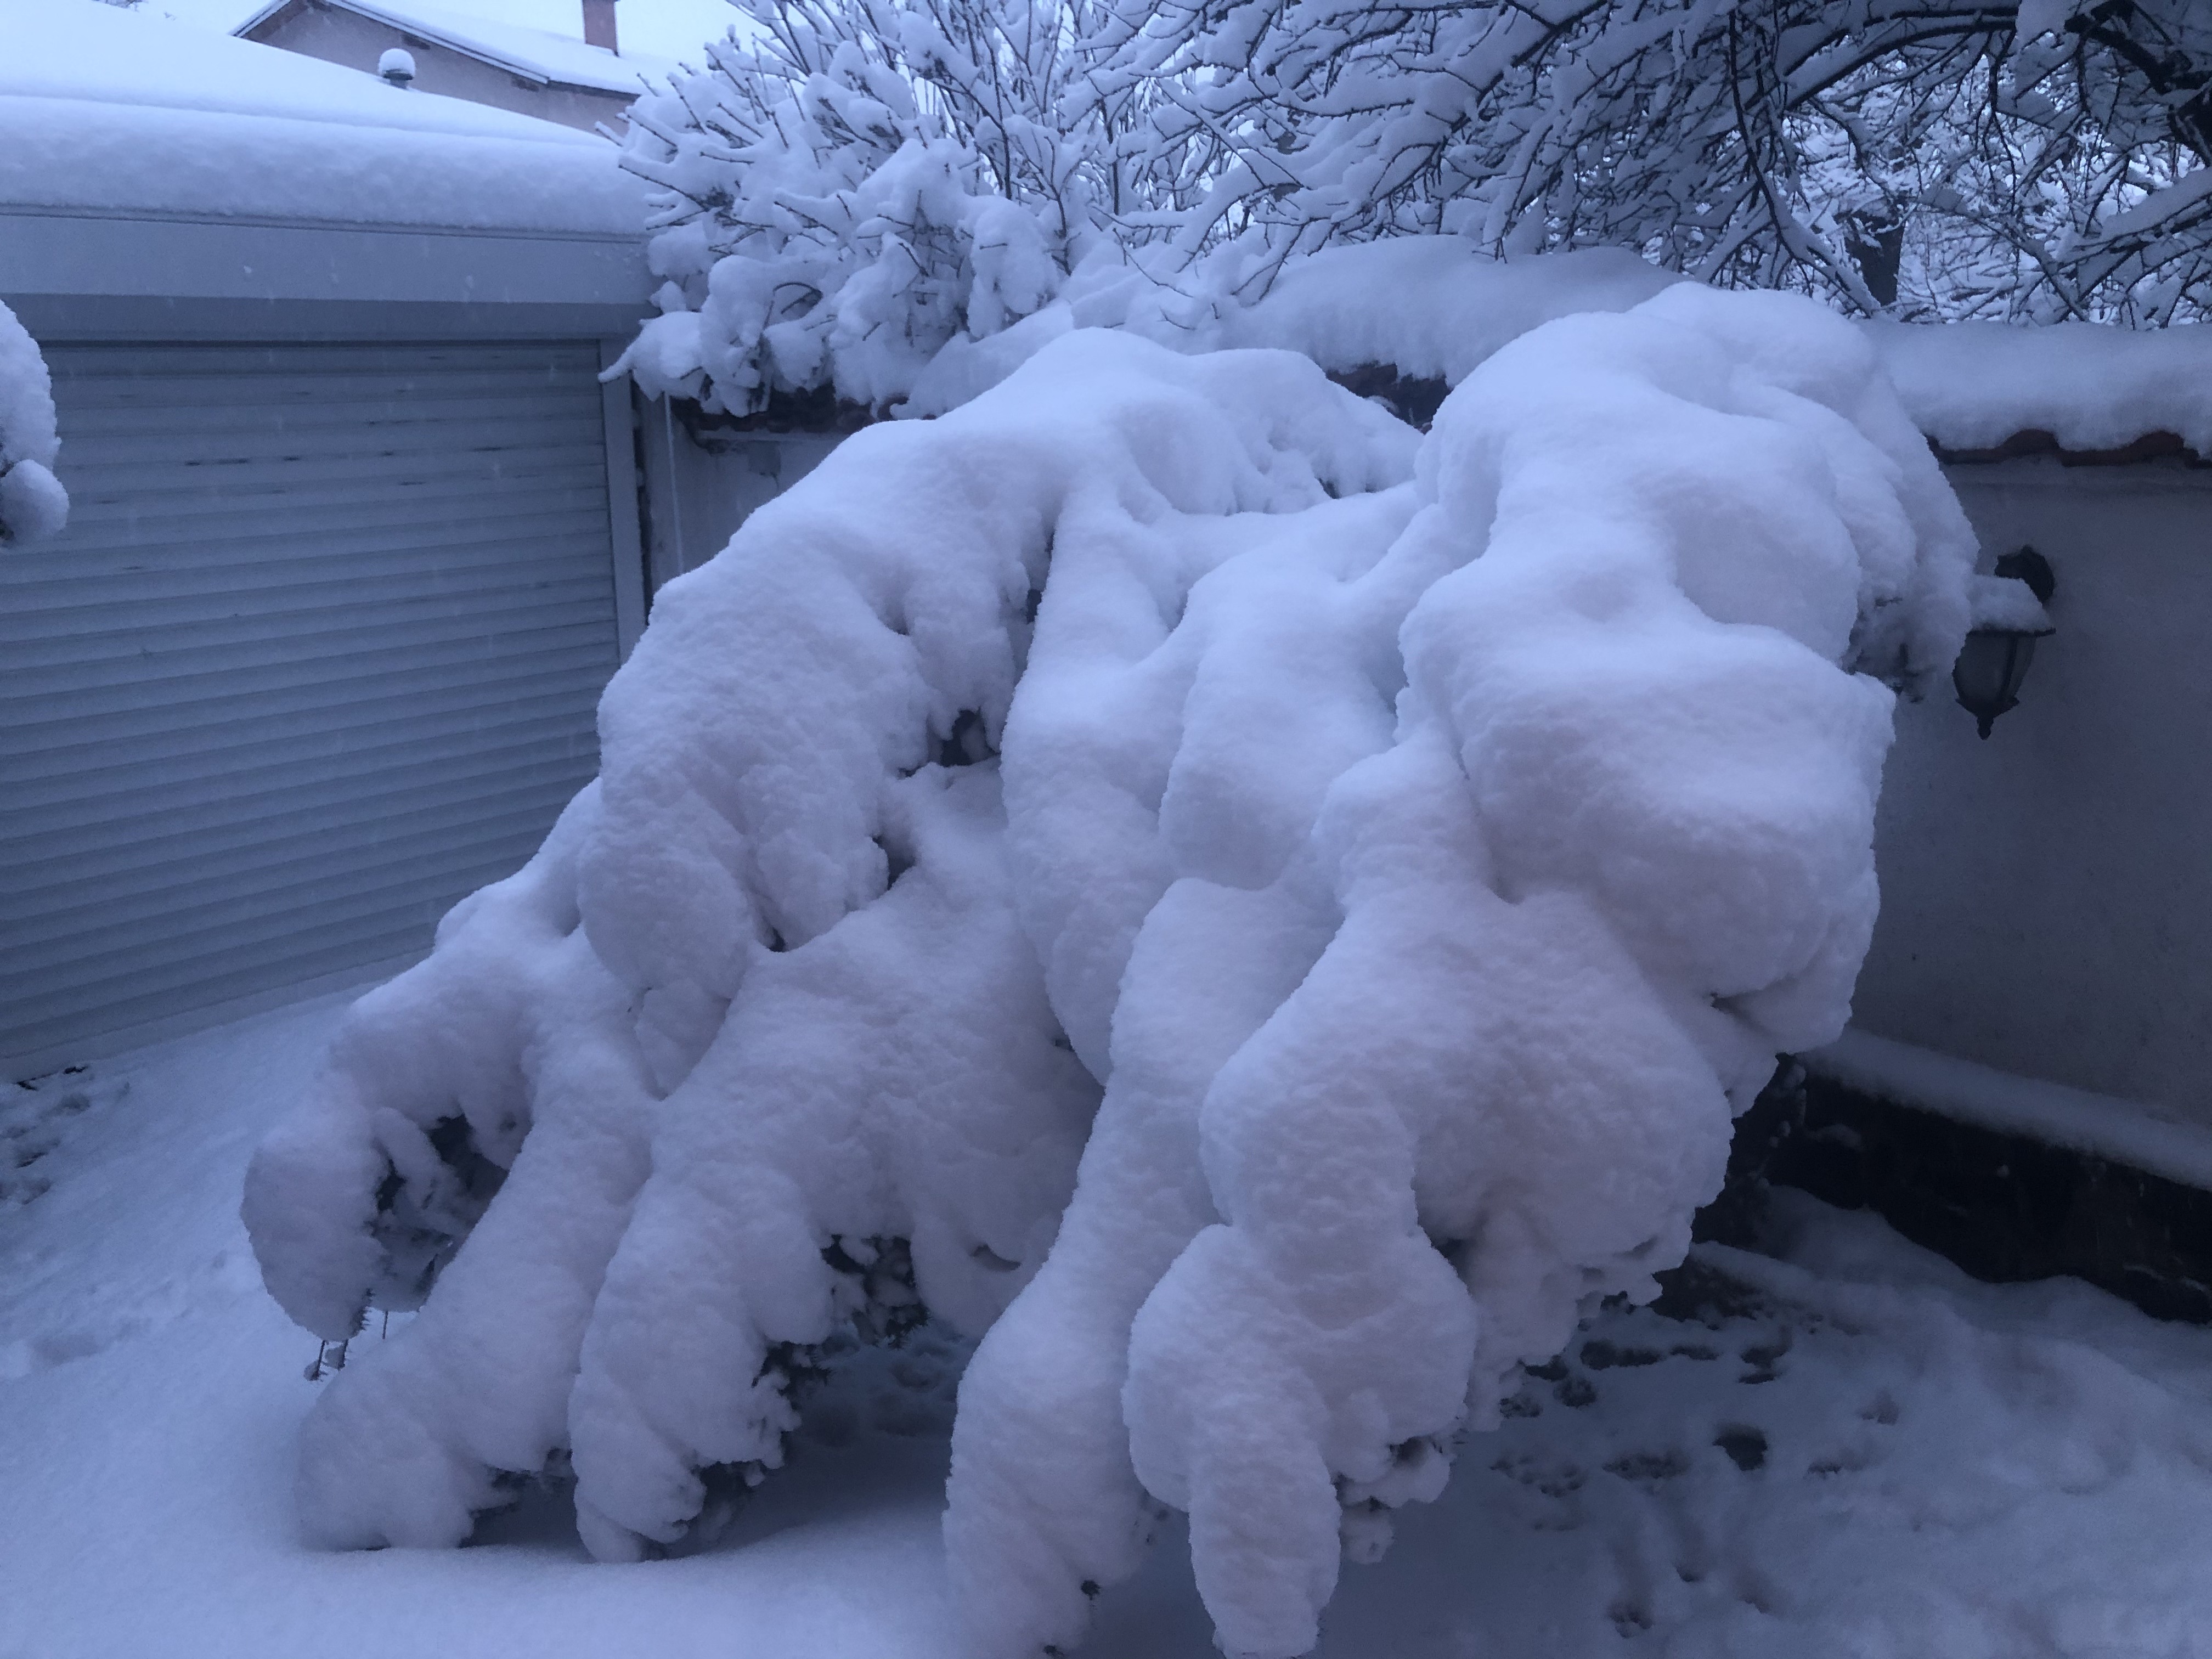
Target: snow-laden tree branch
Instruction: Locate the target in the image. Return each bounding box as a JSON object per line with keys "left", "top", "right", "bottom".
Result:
{"left": 249, "top": 287, "right": 1970, "bottom": 1656}
{"left": 611, "top": 0, "right": 2210, "bottom": 414}
{"left": 1113, "top": 0, "right": 2212, "bottom": 323}
{"left": 0, "top": 301, "right": 68, "bottom": 546}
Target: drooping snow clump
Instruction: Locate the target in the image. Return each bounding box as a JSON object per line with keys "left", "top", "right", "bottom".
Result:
{"left": 246, "top": 286, "right": 1972, "bottom": 1657}
{"left": 0, "top": 300, "right": 67, "bottom": 546}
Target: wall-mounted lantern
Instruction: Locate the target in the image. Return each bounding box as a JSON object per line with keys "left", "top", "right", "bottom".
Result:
{"left": 1953, "top": 547, "right": 2056, "bottom": 740}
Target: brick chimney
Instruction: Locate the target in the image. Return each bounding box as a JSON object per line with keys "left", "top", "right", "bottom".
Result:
{"left": 583, "top": 0, "right": 617, "bottom": 52}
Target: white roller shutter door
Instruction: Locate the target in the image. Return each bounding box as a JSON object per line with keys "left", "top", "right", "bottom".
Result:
{"left": 2, "top": 340, "right": 626, "bottom": 1074}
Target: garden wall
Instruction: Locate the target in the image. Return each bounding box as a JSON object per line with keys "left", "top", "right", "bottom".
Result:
{"left": 1853, "top": 457, "right": 2212, "bottom": 1128}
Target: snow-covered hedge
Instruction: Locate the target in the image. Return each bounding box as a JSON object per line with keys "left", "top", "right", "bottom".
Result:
{"left": 246, "top": 287, "right": 1971, "bottom": 1657}
{"left": 0, "top": 300, "right": 67, "bottom": 546}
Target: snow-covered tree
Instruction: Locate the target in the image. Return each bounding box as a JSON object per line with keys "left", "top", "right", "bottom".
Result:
{"left": 613, "top": 0, "right": 2205, "bottom": 419}
{"left": 1109, "top": 0, "right": 2212, "bottom": 322}
{"left": 249, "top": 286, "right": 1972, "bottom": 1656}
{"left": 0, "top": 301, "right": 67, "bottom": 547}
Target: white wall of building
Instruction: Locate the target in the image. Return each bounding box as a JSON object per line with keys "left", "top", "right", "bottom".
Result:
{"left": 635, "top": 410, "right": 843, "bottom": 592}
{"left": 1854, "top": 458, "right": 2212, "bottom": 1125}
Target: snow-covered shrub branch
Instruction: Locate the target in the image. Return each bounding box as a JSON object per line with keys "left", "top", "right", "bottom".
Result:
{"left": 249, "top": 289, "right": 1970, "bottom": 1655}
{"left": 611, "top": 0, "right": 1156, "bottom": 414}
{"left": 0, "top": 300, "right": 67, "bottom": 546}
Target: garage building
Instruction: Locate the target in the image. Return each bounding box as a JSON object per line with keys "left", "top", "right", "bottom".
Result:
{"left": 2, "top": 8, "right": 656, "bottom": 1076}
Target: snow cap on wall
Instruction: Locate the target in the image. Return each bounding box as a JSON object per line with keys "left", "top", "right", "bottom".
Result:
{"left": 1867, "top": 318, "right": 2212, "bottom": 459}
{"left": 1203, "top": 240, "right": 2211, "bottom": 464}
{"left": 1216, "top": 239, "right": 1686, "bottom": 388}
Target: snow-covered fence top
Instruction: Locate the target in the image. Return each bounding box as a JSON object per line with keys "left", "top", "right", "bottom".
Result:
{"left": 1865, "top": 319, "right": 2212, "bottom": 461}
{"left": 0, "top": 301, "right": 67, "bottom": 546}
{"left": 624, "top": 221, "right": 2212, "bottom": 466}
{"left": 1217, "top": 240, "right": 1689, "bottom": 394}
{"left": 2, "top": 7, "right": 650, "bottom": 238}
{"left": 246, "top": 286, "right": 1972, "bottom": 1659}
{"left": 1207, "top": 241, "right": 2212, "bottom": 462}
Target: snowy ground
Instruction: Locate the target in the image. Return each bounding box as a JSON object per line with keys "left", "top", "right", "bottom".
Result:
{"left": 6, "top": 992, "right": 2211, "bottom": 1659}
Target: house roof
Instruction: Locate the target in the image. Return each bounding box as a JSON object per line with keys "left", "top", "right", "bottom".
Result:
{"left": 1, "top": 4, "right": 652, "bottom": 239}
{"left": 234, "top": 0, "right": 675, "bottom": 95}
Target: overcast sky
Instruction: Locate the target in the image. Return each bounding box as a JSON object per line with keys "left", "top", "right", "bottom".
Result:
{"left": 138, "top": 0, "right": 744, "bottom": 62}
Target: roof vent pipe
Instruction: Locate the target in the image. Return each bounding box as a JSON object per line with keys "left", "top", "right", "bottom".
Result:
{"left": 378, "top": 47, "right": 416, "bottom": 87}
{"left": 583, "top": 0, "right": 617, "bottom": 52}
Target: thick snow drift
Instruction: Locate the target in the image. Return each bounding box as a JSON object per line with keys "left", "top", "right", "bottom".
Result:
{"left": 0, "top": 299, "right": 67, "bottom": 546}
{"left": 247, "top": 287, "right": 1972, "bottom": 1656}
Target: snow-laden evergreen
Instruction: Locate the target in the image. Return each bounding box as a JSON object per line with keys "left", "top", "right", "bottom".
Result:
{"left": 246, "top": 287, "right": 1971, "bottom": 1656}
{"left": 0, "top": 300, "right": 67, "bottom": 546}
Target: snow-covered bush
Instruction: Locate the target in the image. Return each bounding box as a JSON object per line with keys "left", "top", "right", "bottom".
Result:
{"left": 610, "top": 0, "right": 1135, "bottom": 415}
{"left": 247, "top": 287, "right": 1971, "bottom": 1655}
{"left": 0, "top": 300, "right": 68, "bottom": 546}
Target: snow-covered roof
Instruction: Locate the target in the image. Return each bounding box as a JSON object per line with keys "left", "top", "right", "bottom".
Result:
{"left": 234, "top": 0, "right": 675, "bottom": 94}
{"left": 1, "top": 4, "right": 650, "bottom": 239}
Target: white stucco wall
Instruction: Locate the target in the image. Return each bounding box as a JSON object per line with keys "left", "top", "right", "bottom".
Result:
{"left": 1853, "top": 458, "right": 2212, "bottom": 1125}
{"left": 634, "top": 411, "right": 842, "bottom": 592}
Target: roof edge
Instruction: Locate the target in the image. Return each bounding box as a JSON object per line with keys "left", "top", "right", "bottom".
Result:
{"left": 234, "top": 0, "right": 643, "bottom": 95}
{"left": 233, "top": 0, "right": 291, "bottom": 32}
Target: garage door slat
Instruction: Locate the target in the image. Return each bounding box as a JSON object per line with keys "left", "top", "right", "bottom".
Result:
{"left": 8, "top": 776, "right": 588, "bottom": 949}
{"left": 2, "top": 702, "right": 599, "bottom": 839}
{"left": 5, "top": 582, "right": 616, "bottom": 688}
{"left": 0, "top": 712, "right": 597, "bottom": 856}
{"left": 59, "top": 478, "right": 607, "bottom": 544}
{"left": 6, "top": 674, "right": 603, "bottom": 810}
{"left": 2, "top": 838, "right": 566, "bottom": 1034}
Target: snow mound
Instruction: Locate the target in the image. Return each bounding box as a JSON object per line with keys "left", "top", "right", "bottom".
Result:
{"left": 1867, "top": 318, "right": 2212, "bottom": 457}
{"left": 246, "top": 288, "right": 1972, "bottom": 1656}
{"left": 0, "top": 300, "right": 67, "bottom": 547}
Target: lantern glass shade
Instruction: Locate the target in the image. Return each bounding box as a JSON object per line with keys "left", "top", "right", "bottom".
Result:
{"left": 1952, "top": 629, "right": 2044, "bottom": 739}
